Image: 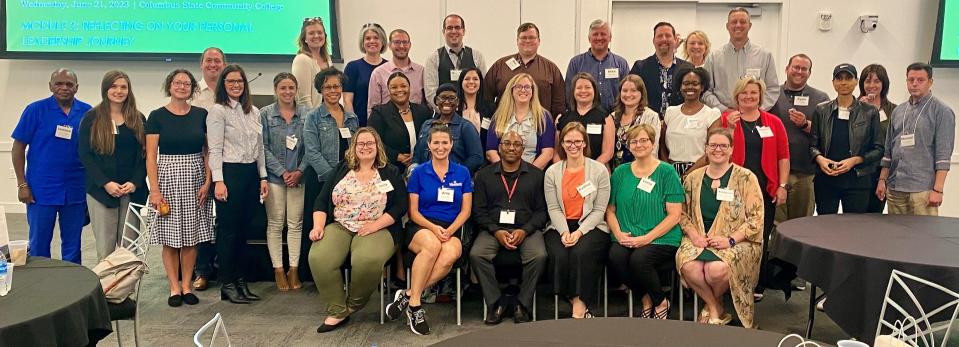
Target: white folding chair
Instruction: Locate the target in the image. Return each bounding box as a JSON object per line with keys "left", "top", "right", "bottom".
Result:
{"left": 875, "top": 269, "right": 959, "bottom": 347}
{"left": 112, "top": 202, "right": 154, "bottom": 347}
{"left": 193, "top": 313, "right": 232, "bottom": 347}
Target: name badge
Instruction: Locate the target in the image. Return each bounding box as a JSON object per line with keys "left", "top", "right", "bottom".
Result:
{"left": 576, "top": 180, "right": 596, "bottom": 197}
{"left": 437, "top": 187, "right": 455, "bottom": 202}
{"left": 481, "top": 117, "right": 491, "bottom": 130}
{"left": 745, "top": 68, "right": 762, "bottom": 79}
{"left": 793, "top": 96, "right": 809, "bottom": 106}
{"left": 506, "top": 58, "right": 521, "bottom": 71}
{"left": 838, "top": 109, "right": 850, "bottom": 120}
{"left": 637, "top": 177, "right": 656, "bottom": 193}
{"left": 604, "top": 68, "right": 620, "bottom": 79}
{"left": 684, "top": 118, "right": 700, "bottom": 129}
{"left": 586, "top": 123, "right": 602, "bottom": 134}
{"left": 499, "top": 209, "right": 516, "bottom": 224}
{"left": 112, "top": 120, "right": 119, "bottom": 135}
{"left": 376, "top": 180, "right": 394, "bottom": 193}
{"left": 55, "top": 125, "right": 73, "bottom": 139}
{"left": 286, "top": 135, "right": 297, "bottom": 150}
{"left": 901, "top": 134, "right": 915, "bottom": 147}
{"left": 339, "top": 127, "right": 352, "bottom": 139}
{"left": 716, "top": 188, "right": 735, "bottom": 201}
{"left": 757, "top": 126, "right": 774, "bottom": 138}
{"left": 450, "top": 69, "right": 462, "bottom": 81}
{"left": 879, "top": 110, "right": 888, "bottom": 122}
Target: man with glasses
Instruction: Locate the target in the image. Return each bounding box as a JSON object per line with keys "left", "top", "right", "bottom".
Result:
{"left": 424, "top": 14, "right": 487, "bottom": 109}
{"left": 470, "top": 130, "right": 548, "bottom": 325}
{"left": 769, "top": 54, "right": 829, "bottom": 224}
{"left": 566, "top": 19, "right": 629, "bottom": 112}
{"left": 368, "top": 29, "right": 425, "bottom": 114}
{"left": 877, "top": 63, "right": 955, "bottom": 216}
{"left": 485, "top": 22, "right": 566, "bottom": 116}
{"left": 702, "top": 7, "right": 779, "bottom": 113}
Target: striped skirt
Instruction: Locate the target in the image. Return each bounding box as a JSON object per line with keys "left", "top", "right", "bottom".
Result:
{"left": 149, "top": 153, "right": 214, "bottom": 248}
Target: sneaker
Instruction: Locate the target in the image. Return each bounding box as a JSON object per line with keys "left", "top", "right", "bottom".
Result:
{"left": 791, "top": 279, "right": 807, "bottom": 291}
{"left": 816, "top": 297, "right": 826, "bottom": 311}
{"left": 753, "top": 292, "right": 764, "bottom": 302}
{"left": 406, "top": 306, "right": 431, "bottom": 335}
{"left": 386, "top": 290, "right": 409, "bottom": 320}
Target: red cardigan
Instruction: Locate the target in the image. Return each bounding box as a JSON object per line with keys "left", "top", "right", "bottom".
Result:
{"left": 721, "top": 110, "right": 790, "bottom": 197}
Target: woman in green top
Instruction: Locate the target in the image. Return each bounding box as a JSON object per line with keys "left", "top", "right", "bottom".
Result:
{"left": 606, "top": 123, "right": 684, "bottom": 320}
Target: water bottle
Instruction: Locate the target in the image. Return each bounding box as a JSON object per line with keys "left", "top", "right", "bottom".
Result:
{"left": 0, "top": 262, "right": 8, "bottom": 296}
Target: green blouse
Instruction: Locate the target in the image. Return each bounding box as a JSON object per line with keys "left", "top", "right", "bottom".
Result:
{"left": 700, "top": 167, "right": 733, "bottom": 235}
{"left": 609, "top": 161, "right": 685, "bottom": 246}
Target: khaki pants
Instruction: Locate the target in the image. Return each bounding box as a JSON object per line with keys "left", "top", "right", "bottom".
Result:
{"left": 886, "top": 190, "right": 939, "bottom": 216}
{"left": 264, "top": 182, "right": 305, "bottom": 268}
{"left": 309, "top": 223, "right": 394, "bottom": 318}
{"left": 775, "top": 173, "right": 815, "bottom": 223}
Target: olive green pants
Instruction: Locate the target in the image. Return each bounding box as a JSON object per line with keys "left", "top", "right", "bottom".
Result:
{"left": 308, "top": 222, "right": 393, "bottom": 318}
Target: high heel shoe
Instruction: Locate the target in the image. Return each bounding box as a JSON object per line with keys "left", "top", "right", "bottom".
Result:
{"left": 287, "top": 267, "right": 302, "bottom": 290}
{"left": 275, "top": 268, "right": 290, "bottom": 291}
{"left": 236, "top": 278, "right": 261, "bottom": 301}
{"left": 220, "top": 283, "right": 251, "bottom": 304}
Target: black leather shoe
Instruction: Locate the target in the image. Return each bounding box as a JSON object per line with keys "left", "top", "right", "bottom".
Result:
{"left": 236, "top": 278, "right": 261, "bottom": 301}
{"left": 513, "top": 303, "right": 532, "bottom": 323}
{"left": 168, "top": 294, "right": 183, "bottom": 307}
{"left": 316, "top": 316, "right": 350, "bottom": 333}
{"left": 220, "top": 283, "right": 251, "bottom": 304}
{"left": 484, "top": 304, "right": 506, "bottom": 325}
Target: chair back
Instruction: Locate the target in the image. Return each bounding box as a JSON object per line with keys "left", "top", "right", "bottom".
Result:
{"left": 875, "top": 269, "right": 959, "bottom": 347}
{"left": 194, "top": 313, "right": 232, "bottom": 347}
{"left": 119, "top": 202, "right": 153, "bottom": 260}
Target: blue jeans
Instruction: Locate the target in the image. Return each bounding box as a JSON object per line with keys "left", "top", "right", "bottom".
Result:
{"left": 26, "top": 202, "right": 86, "bottom": 264}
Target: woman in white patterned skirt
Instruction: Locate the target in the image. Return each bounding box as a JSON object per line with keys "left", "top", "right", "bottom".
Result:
{"left": 146, "top": 69, "right": 214, "bottom": 307}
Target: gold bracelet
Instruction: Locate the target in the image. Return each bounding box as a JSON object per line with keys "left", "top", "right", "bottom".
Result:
{"left": 17, "top": 182, "right": 28, "bottom": 188}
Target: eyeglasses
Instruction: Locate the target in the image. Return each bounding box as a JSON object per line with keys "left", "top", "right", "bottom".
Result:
{"left": 391, "top": 40, "right": 411, "bottom": 46}
{"left": 225, "top": 79, "right": 244, "bottom": 85}
{"left": 171, "top": 81, "right": 193, "bottom": 88}
{"left": 322, "top": 84, "right": 342, "bottom": 91}
{"left": 437, "top": 95, "right": 459, "bottom": 103}
{"left": 706, "top": 143, "right": 731, "bottom": 150}
{"left": 789, "top": 65, "right": 810, "bottom": 73}
{"left": 445, "top": 25, "right": 463, "bottom": 31}
{"left": 512, "top": 85, "right": 533, "bottom": 92}
{"left": 628, "top": 138, "right": 652, "bottom": 146}
{"left": 500, "top": 141, "right": 524, "bottom": 149}
{"left": 518, "top": 35, "right": 538, "bottom": 42}
{"left": 356, "top": 141, "right": 376, "bottom": 148}
{"left": 562, "top": 140, "right": 585, "bottom": 147}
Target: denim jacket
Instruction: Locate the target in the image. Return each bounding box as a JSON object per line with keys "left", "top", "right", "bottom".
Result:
{"left": 304, "top": 103, "right": 359, "bottom": 181}
{"left": 260, "top": 103, "right": 310, "bottom": 185}
{"left": 412, "top": 112, "right": 485, "bottom": 173}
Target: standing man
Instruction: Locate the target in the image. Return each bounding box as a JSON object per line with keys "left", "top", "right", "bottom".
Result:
{"left": 424, "top": 14, "right": 487, "bottom": 109}
{"left": 191, "top": 46, "right": 225, "bottom": 291}
{"left": 628, "top": 22, "right": 689, "bottom": 117}
{"left": 368, "top": 29, "right": 425, "bottom": 114}
{"left": 809, "top": 64, "right": 884, "bottom": 214}
{"left": 702, "top": 7, "right": 780, "bottom": 112}
{"left": 565, "top": 19, "right": 629, "bottom": 112}
{"left": 11, "top": 69, "right": 92, "bottom": 264}
{"left": 470, "top": 131, "right": 548, "bottom": 325}
{"left": 769, "top": 54, "right": 830, "bottom": 222}
{"left": 877, "top": 63, "right": 955, "bottom": 215}
{"left": 485, "top": 23, "right": 566, "bottom": 117}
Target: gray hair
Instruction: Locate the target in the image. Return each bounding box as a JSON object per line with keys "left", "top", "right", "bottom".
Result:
{"left": 588, "top": 19, "right": 610, "bottom": 33}
{"left": 50, "top": 68, "right": 78, "bottom": 82}
{"left": 358, "top": 23, "right": 387, "bottom": 54}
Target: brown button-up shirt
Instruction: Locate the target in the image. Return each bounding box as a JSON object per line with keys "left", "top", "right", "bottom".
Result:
{"left": 485, "top": 53, "right": 566, "bottom": 117}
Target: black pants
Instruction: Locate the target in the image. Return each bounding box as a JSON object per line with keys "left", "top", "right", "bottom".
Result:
{"left": 866, "top": 170, "right": 886, "bottom": 213}
{"left": 608, "top": 242, "right": 677, "bottom": 305}
{"left": 215, "top": 163, "right": 260, "bottom": 284}
{"left": 194, "top": 241, "right": 217, "bottom": 278}
{"left": 757, "top": 192, "right": 775, "bottom": 291}
{"left": 815, "top": 175, "right": 871, "bottom": 215}
{"left": 544, "top": 221, "right": 610, "bottom": 306}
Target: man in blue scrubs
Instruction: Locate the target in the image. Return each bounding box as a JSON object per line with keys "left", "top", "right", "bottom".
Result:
{"left": 12, "top": 69, "right": 92, "bottom": 264}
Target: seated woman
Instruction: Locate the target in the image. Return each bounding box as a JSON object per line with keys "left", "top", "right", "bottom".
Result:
{"left": 677, "top": 128, "right": 764, "bottom": 327}
{"left": 308, "top": 127, "right": 408, "bottom": 333}
{"left": 544, "top": 122, "right": 611, "bottom": 319}
{"left": 386, "top": 125, "right": 472, "bottom": 335}
{"left": 606, "top": 123, "right": 683, "bottom": 320}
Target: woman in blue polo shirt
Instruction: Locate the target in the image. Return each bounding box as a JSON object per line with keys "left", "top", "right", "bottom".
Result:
{"left": 385, "top": 125, "right": 472, "bottom": 335}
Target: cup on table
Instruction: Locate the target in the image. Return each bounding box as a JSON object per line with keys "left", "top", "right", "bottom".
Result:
{"left": 8, "top": 240, "right": 28, "bottom": 266}
{"left": 836, "top": 340, "right": 870, "bottom": 347}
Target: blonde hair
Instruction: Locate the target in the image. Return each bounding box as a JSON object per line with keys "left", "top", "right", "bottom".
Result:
{"left": 344, "top": 127, "right": 389, "bottom": 170}
{"left": 298, "top": 18, "right": 331, "bottom": 63}
{"left": 682, "top": 31, "right": 711, "bottom": 61}
{"left": 626, "top": 123, "right": 657, "bottom": 143}
{"left": 492, "top": 73, "right": 548, "bottom": 138}
{"left": 732, "top": 76, "right": 767, "bottom": 108}
{"left": 556, "top": 122, "right": 591, "bottom": 160}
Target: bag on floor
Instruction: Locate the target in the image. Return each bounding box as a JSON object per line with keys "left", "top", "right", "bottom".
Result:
{"left": 93, "top": 247, "right": 148, "bottom": 303}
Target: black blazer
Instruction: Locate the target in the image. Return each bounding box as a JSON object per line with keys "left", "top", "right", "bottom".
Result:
{"left": 77, "top": 111, "right": 149, "bottom": 207}
{"left": 313, "top": 161, "right": 408, "bottom": 239}
{"left": 368, "top": 102, "right": 431, "bottom": 168}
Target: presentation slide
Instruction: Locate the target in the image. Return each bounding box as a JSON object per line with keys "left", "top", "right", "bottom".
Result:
{"left": 939, "top": 0, "right": 959, "bottom": 61}
{"left": 2, "top": 1, "right": 335, "bottom": 58}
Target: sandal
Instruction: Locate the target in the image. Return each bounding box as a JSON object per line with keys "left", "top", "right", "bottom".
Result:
{"left": 708, "top": 313, "right": 732, "bottom": 325}
{"left": 698, "top": 308, "right": 710, "bottom": 323}
{"left": 654, "top": 300, "right": 670, "bottom": 320}
{"left": 640, "top": 306, "right": 654, "bottom": 319}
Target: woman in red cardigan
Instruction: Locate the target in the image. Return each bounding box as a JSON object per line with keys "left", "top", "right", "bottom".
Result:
{"left": 708, "top": 76, "right": 789, "bottom": 302}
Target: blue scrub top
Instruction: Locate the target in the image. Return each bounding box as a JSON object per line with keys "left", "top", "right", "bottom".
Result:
{"left": 11, "top": 96, "right": 92, "bottom": 205}
{"left": 407, "top": 160, "right": 473, "bottom": 223}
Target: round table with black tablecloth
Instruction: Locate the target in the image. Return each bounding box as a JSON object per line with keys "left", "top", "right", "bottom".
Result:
{"left": 0, "top": 257, "right": 112, "bottom": 346}
{"left": 772, "top": 214, "right": 959, "bottom": 344}
{"left": 431, "top": 317, "right": 807, "bottom": 347}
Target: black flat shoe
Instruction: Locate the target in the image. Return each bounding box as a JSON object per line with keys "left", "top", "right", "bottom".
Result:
{"left": 316, "top": 316, "right": 350, "bottom": 333}
{"left": 168, "top": 294, "right": 183, "bottom": 307}
{"left": 182, "top": 293, "right": 199, "bottom": 305}
{"left": 220, "top": 283, "right": 251, "bottom": 304}
{"left": 236, "top": 278, "right": 261, "bottom": 301}
{"left": 513, "top": 303, "right": 532, "bottom": 323}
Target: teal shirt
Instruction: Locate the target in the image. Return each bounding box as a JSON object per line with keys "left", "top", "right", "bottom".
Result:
{"left": 609, "top": 161, "right": 685, "bottom": 246}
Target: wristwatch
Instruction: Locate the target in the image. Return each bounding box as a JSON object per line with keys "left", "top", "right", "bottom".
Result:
{"left": 728, "top": 237, "right": 736, "bottom": 247}
{"left": 779, "top": 183, "right": 791, "bottom": 190}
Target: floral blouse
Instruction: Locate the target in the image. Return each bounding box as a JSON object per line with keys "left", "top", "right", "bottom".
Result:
{"left": 332, "top": 170, "right": 388, "bottom": 232}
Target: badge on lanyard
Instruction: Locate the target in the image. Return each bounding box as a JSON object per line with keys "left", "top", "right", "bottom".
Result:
{"left": 745, "top": 68, "right": 762, "bottom": 79}
{"left": 450, "top": 69, "right": 462, "bottom": 81}
{"left": 286, "top": 135, "right": 298, "bottom": 150}
{"left": 879, "top": 110, "right": 888, "bottom": 122}
{"left": 506, "top": 58, "right": 521, "bottom": 71}
{"left": 339, "top": 128, "right": 352, "bottom": 139}
{"left": 716, "top": 188, "right": 735, "bottom": 201}
{"left": 637, "top": 177, "right": 656, "bottom": 193}
{"left": 55, "top": 125, "right": 73, "bottom": 140}
{"left": 793, "top": 96, "right": 809, "bottom": 106}
{"left": 437, "top": 187, "right": 455, "bottom": 202}
{"left": 481, "top": 117, "right": 491, "bottom": 130}
{"left": 499, "top": 210, "right": 516, "bottom": 224}
{"left": 684, "top": 118, "right": 700, "bottom": 129}
{"left": 376, "top": 180, "right": 394, "bottom": 193}
{"left": 838, "top": 109, "right": 850, "bottom": 121}
{"left": 756, "top": 126, "right": 774, "bottom": 138}
{"left": 500, "top": 174, "right": 520, "bottom": 224}
{"left": 900, "top": 134, "right": 915, "bottom": 147}
{"left": 586, "top": 123, "right": 602, "bottom": 135}
{"left": 604, "top": 68, "right": 620, "bottom": 79}
{"left": 576, "top": 180, "right": 596, "bottom": 197}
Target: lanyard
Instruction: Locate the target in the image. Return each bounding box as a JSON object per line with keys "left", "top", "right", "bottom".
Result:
{"left": 500, "top": 174, "right": 520, "bottom": 205}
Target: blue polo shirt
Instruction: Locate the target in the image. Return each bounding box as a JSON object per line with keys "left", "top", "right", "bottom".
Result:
{"left": 12, "top": 96, "right": 92, "bottom": 205}
{"left": 407, "top": 160, "right": 473, "bottom": 223}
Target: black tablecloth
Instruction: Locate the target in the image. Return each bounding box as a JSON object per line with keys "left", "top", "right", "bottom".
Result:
{"left": 773, "top": 214, "right": 959, "bottom": 343}
{"left": 431, "top": 318, "right": 799, "bottom": 347}
{"left": 0, "top": 257, "right": 112, "bottom": 346}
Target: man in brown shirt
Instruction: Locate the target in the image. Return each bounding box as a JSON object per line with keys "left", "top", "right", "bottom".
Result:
{"left": 485, "top": 23, "right": 566, "bottom": 117}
